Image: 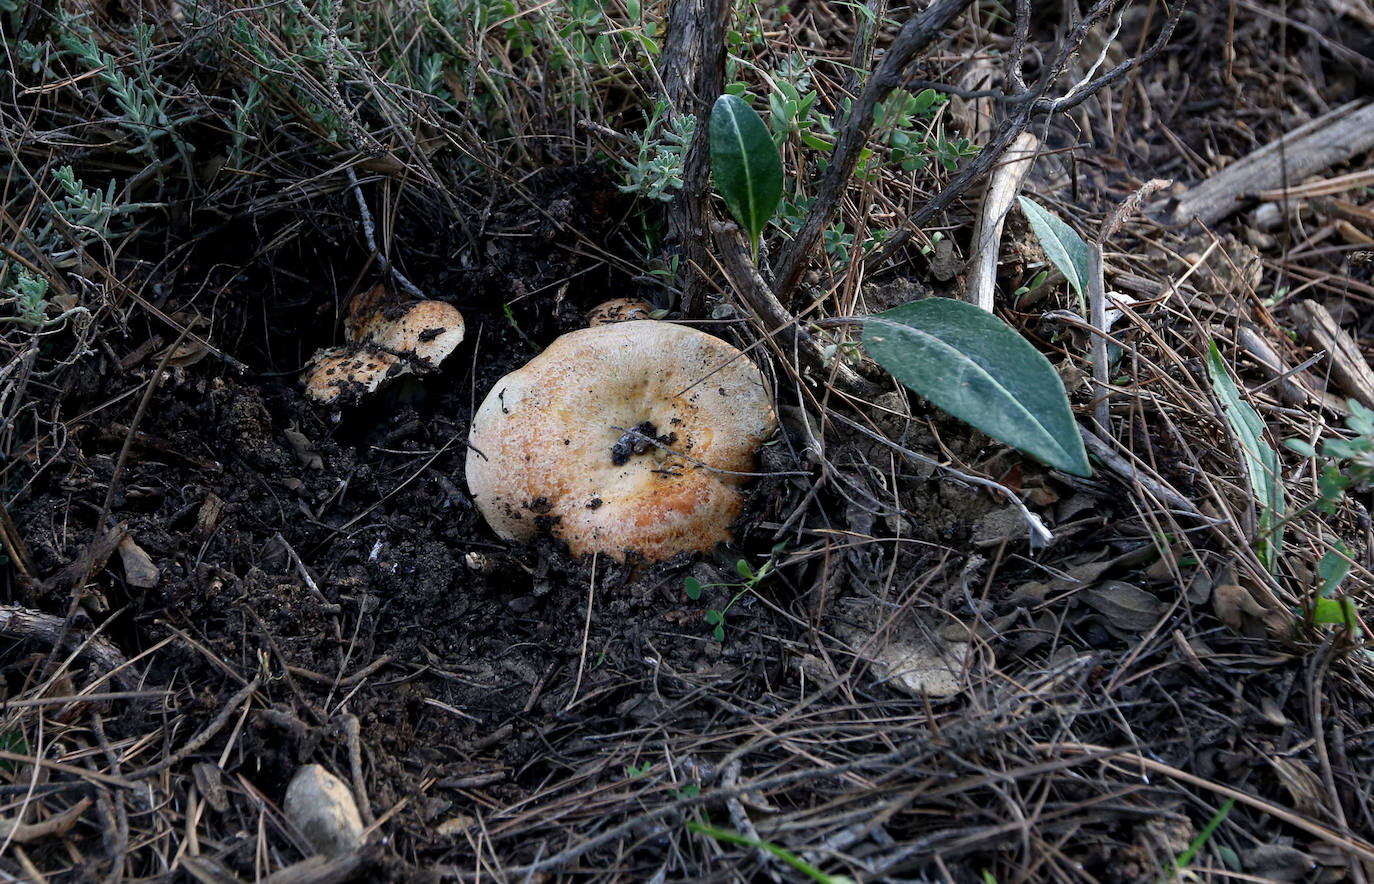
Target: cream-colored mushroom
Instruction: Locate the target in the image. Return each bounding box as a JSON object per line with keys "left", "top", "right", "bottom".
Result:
{"left": 304, "top": 294, "right": 464, "bottom": 405}
{"left": 465, "top": 320, "right": 776, "bottom": 562}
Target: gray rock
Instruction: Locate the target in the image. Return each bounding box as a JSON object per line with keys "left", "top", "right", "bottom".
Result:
{"left": 284, "top": 764, "right": 364, "bottom": 856}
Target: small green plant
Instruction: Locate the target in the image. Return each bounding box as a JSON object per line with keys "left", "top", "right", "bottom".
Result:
{"left": 1171, "top": 797, "right": 1234, "bottom": 878}
{"left": 1286, "top": 400, "right": 1374, "bottom": 510}
{"left": 709, "top": 93, "right": 783, "bottom": 262}
{"left": 1284, "top": 401, "right": 1374, "bottom": 636}
{"left": 0, "top": 270, "right": 50, "bottom": 330}
{"left": 59, "top": 18, "right": 191, "bottom": 169}
{"left": 864, "top": 88, "right": 973, "bottom": 175}
{"left": 1309, "top": 541, "right": 1361, "bottom": 636}
{"left": 625, "top": 760, "right": 652, "bottom": 778}
{"left": 1018, "top": 197, "right": 1090, "bottom": 314}
{"left": 0, "top": 730, "right": 28, "bottom": 774}
{"left": 687, "top": 819, "right": 856, "bottom": 884}
{"left": 1013, "top": 269, "right": 1050, "bottom": 300}
{"left": 619, "top": 100, "right": 697, "bottom": 201}
{"left": 684, "top": 544, "right": 785, "bottom": 642}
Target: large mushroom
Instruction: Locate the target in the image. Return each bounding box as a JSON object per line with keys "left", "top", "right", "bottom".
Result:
{"left": 465, "top": 320, "right": 777, "bottom": 562}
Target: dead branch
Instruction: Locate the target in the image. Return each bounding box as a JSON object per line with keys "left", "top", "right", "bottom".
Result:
{"left": 867, "top": 0, "right": 1189, "bottom": 272}
{"left": 660, "top": 0, "right": 730, "bottom": 317}
{"left": 1153, "top": 101, "right": 1374, "bottom": 230}
{"left": 0, "top": 604, "right": 137, "bottom": 692}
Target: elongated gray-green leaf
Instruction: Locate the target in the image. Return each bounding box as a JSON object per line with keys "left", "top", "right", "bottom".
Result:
{"left": 1205, "top": 341, "right": 1284, "bottom": 571}
{"left": 862, "top": 299, "right": 1091, "bottom": 476}
{"left": 1018, "top": 196, "right": 1090, "bottom": 308}
{"left": 710, "top": 94, "right": 783, "bottom": 252}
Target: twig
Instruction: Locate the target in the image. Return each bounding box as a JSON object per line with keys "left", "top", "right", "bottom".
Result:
{"left": 1077, "top": 427, "right": 1204, "bottom": 519}
{"left": 0, "top": 604, "right": 138, "bottom": 692}
{"left": 964, "top": 131, "right": 1039, "bottom": 312}
{"left": 125, "top": 675, "right": 262, "bottom": 781}
{"left": 1036, "top": 742, "right": 1374, "bottom": 866}
{"left": 345, "top": 167, "right": 425, "bottom": 301}
{"left": 1308, "top": 643, "right": 1369, "bottom": 884}
{"left": 659, "top": 0, "right": 730, "bottom": 317}
{"left": 565, "top": 552, "right": 597, "bottom": 712}
{"left": 338, "top": 713, "right": 374, "bottom": 826}
{"left": 1290, "top": 299, "right": 1374, "bottom": 409}
{"left": 868, "top": 0, "right": 1188, "bottom": 271}
{"left": 711, "top": 219, "right": 878, "bottom": 399}
{"left": 1152, "top": 101, "right": 1374, "bottom": 229}
{"left": 272, "top": 533, "right": 342, "bottom": 615}
{"left": 828, "top": 411, "right": 1053, "bottom": 548}
{"left": 286, "top": 656, "right": 394, "bottom": 689}
{"left": 1088, "top": 243, "right": 1109, "bottom": 434}
{"left": 0, "top": 798, "right": 92, "bottom": 843}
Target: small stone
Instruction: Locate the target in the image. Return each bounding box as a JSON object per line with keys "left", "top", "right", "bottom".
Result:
{"left": 284, "top": 764, "right": 364, "bottom": 856}
{"left": 117, "top": 536, "right": 160, "bottom": 589}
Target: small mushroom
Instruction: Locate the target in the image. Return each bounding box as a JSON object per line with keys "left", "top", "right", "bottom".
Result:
{"left": 586, "top": 298, "right": 655, "bottom": 326}
{"left": 304, "top": 289, "right": 464, "bottom": 406}
{"left": 465, "top": 320, "right": 776, "bottom": 562}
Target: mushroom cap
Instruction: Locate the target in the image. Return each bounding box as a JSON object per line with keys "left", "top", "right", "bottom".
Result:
{"left": 366, "top": 300, "right": 465, "bottom": 369}
{"left": 303, "top": 347, "right": 402, "bottom": 405}
{"left": 304, "top": 297, "right": 465, "bottom": 406}
{"left": 586, "top": 298, "right": 654, "bottom": 326}
{"left": 465, "top": 321, "right": 777, "bottom": 562}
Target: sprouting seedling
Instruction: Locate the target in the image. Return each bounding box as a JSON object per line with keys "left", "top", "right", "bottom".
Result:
{"left": 683, "top": 543, "right": 785, "bottom": 642}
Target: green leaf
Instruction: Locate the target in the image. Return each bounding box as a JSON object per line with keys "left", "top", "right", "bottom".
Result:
{"left": 1348, "top": 399, "right": 1374, "bottom": 435}
{"left": 1017, "top": 196, "right": 1090, "bottom": 310}
{"left": 861, "top": 299, "right": 1091, "bottom": 476}
{"left": 1319, "top": 541, "right": 1352, "bottom": 596}
{"left": 710, "top": 93, "right": 783, "bottom": 255}
{"left": 736, "top": 559, "right": 754, "bottom": 580}
{"left": 705, "top": 609, "right": 723, "bottom": 625}
{"left": 1311, "top": 596, "right": 1357, "bottom": 631}
{"left": 1205, "top": 341, "right": 1285, "bottom": 571}
{"left": 684, "top": 576, "right": 703, "bottom": 600}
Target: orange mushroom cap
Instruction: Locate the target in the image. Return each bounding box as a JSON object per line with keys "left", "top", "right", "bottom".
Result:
{"left": 465, "top": 321, "right": 777, "bottom": 562}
